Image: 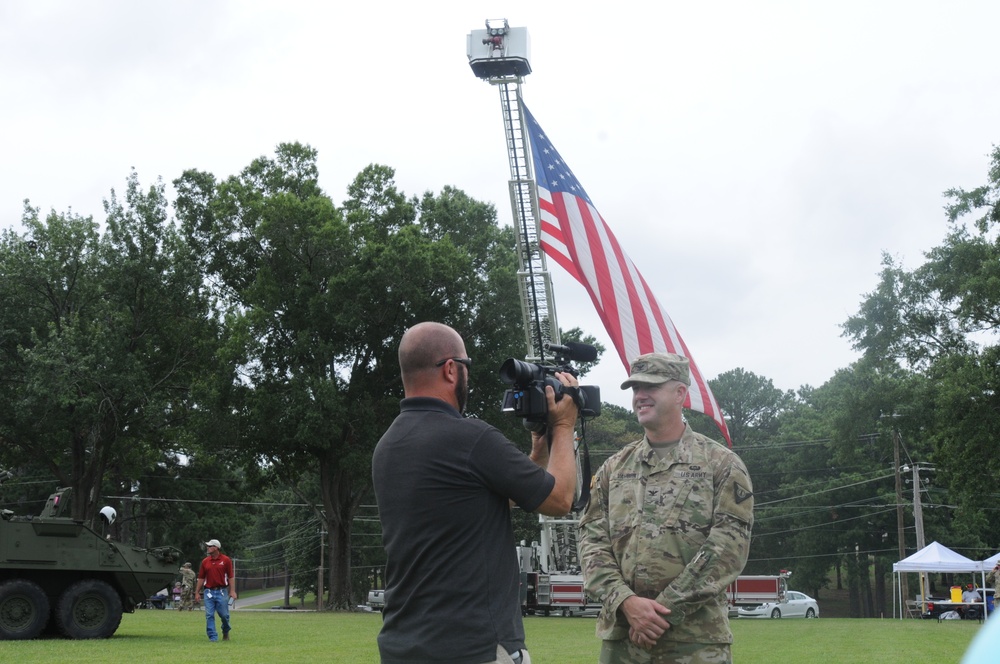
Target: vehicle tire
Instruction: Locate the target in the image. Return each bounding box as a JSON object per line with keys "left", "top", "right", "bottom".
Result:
{"left": 0, "top": 579, "right": 50, "bottom": 640}
{"left": 770, "top": 608, "right": 781, "bottom": 619}
{"left": 55, "top": 580, "right": 123, "bottom": 639}
{"left": 806, "top": 608, "right": 817, "bottom": 619}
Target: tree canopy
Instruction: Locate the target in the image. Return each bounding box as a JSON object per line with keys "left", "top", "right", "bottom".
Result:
{"left": 174, "top": 143, "right": 527, "bottom": 607}
{"left": 6, "top": 141, "right": 1000, "bottom": 618}
{"left": 0, "top": 173, "right": 218, "bottom": 523}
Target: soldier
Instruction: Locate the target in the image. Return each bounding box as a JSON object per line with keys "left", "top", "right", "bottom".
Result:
{"left": 987, "top": 563, "right": 1000, "bottom": 606}
{"left": 579, "top": 353, "right": 754, "bottom": 664}
{"left": 179, "top": 562, "right": 197, "bottom": 611}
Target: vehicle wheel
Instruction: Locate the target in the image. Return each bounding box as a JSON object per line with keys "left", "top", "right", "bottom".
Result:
{"left": 0, "top": 579, "right": 50, "bottom": 640}
{"left": 55, "top": 580, "right": 123, "bottom": 639}
{"left": 770, "top": 608, "right": 781, "bottom": 619}
{"left": 806, "top": 608, "right": 817, "bottom": 618}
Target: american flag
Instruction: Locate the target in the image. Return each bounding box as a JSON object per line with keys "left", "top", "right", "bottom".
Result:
{"left": 523, "top": 104, "right": 731, "bottom": 445}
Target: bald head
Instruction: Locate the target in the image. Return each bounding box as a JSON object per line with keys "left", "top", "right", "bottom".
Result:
{"left": 399, "top": 323, "right": 468, "bottom": 403}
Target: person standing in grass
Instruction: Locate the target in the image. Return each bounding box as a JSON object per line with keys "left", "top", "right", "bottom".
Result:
{"left": 373, "top": 322, "right": 581, "bottom": 664}
{"left": 579, "top": 353, "right": 754, "bottom": 664}
{"left": 194, "top": 539, "right": 237, "bottom": 642}
{"left": 988, "top": 563, "right": 1000, "bottom": 602}
{"left": 179, "top": 562, "right": 197, "bottom": 611}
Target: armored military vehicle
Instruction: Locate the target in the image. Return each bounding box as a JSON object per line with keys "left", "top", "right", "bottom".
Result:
{"left": 0, "top": 470, "right": 181, "bottom": 639}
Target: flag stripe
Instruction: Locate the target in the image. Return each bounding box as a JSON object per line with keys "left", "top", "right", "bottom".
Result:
{"left": 524, "top": 103, "right": 731, "bottom": 443}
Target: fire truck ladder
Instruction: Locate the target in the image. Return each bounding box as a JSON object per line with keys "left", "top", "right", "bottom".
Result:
{"left": 491, "top": 77, "right": 582, "bottom": 575}
{"left": 469, "top": 19, "right": 583, "bottom": 575}
{"left": 496, "top": 80, "right": 559, "bottom": 362}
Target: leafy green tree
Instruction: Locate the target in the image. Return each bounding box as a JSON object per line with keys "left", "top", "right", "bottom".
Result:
{"left": 126, "top": 454, "right": 254, "bottom": 562}
{"left": 175, "top": 144, "right": 526, "bottom": 608}
{"left": 0, "top": 173, "right": 218, "bottom": 521}
{"left": 844, "top": 144, "right": 1000, "bottom": 557}
{"left": 710, "top": 368, "right": 796, "bottom": 448}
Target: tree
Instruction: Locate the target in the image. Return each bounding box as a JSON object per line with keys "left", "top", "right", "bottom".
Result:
{"left": 843, "top": 144, "right": 1000, "bottom": 557}
{"left": 0, "top": 173, "right": 218, "bottom": 522}
{"left": 709, "top": 368, "right": 796, "bottom": 448}
{"left": 175, "top": 145, "right": 526, "bottom": 608}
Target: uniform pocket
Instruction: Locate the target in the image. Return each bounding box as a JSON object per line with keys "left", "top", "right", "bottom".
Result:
{"left": 607, "top": 479, "right": 642, "bottom": 545}
{"left": 659, "top": 480, "right": 696, "bottom": 529}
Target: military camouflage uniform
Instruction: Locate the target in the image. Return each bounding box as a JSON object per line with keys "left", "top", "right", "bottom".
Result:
{"left": 179, "top": 564, "right": 197, "bottom": 611}
{"left": 579, "top": 424, "right": 753, "bottom": 663}
{"left": 987, "top": 566, "right": 1000, "bottom": 601}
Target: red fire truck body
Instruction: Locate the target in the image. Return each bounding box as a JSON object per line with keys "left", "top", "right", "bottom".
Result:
{"left": 726, "top": 573, "right": 790, "bottom": 610}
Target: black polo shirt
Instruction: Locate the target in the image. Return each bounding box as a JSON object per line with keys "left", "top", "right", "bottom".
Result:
{"left": 373, "top": 397, "right": 555, "bottom": 663}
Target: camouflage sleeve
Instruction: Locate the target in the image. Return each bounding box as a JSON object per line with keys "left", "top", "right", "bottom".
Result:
{"left": 655, "top": 454, "right": 753, "bottom": 628}
{"left": 578, "top": 460, "right": 636, "bottom": 621}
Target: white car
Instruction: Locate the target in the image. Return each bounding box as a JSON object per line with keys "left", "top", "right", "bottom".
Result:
{"left": 737, "top": 590, "right": 819, "bottom": 619}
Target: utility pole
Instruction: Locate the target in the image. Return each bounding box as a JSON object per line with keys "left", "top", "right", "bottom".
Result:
{"left": 317, "top": 526, "right": 326, "bottom": 611}
{"left": 893, "top": 430, "right": 909, "bottom": 607}
{"left": 910, "top": 464, "right": 927, "bottom": 551}
{"left": 904, "top": 462, "right": 932, "bottom": 609}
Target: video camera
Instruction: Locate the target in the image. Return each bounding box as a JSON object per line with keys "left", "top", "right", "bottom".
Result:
{"left": 499, "top": 341, "right": 601, "bottom": 428}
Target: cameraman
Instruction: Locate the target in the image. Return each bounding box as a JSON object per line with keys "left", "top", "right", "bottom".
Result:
{"left": 372, "top": 322, "right": 579, "bottom": 664}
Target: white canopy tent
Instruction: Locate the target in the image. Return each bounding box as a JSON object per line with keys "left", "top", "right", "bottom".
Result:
{"left": 892, "top": 541, "right": 986, "bottom": 619}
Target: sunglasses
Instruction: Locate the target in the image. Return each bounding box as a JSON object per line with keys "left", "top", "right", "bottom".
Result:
{"left": 435, "top": 357, "right": 472, "bottom": 369}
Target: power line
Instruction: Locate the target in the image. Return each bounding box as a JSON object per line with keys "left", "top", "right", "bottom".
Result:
{"left": 753, "top": 507, "right": 898, "bottom": 538}
{"left": 755, "top": 472, "right": 896, "bottom": 507}
{"left": 102, "top": 495, "right": 313, "bottom": 507}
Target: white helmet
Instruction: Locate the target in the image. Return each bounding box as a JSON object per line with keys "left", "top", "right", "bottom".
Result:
{"left": 99, "top": 506, "right": 117, "bottom": 525}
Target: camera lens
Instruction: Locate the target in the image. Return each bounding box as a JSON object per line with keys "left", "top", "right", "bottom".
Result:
{"left": 499, "top": 358, "right": 539, "bottom": 385}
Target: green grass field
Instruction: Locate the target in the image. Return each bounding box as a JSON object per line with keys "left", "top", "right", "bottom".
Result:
{"left": 0, "top": 610, "right": 983, "bottom": 663}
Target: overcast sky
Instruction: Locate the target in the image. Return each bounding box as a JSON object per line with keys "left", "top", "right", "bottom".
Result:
{"left": 3, "top": 1, "right": 999, "bottom": 410}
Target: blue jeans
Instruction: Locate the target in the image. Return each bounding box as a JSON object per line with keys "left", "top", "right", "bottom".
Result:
{"left": 203, "top": 587, "right": 231, "bottom": 641}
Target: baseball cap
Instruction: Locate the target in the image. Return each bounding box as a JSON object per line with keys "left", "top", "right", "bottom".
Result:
{"left": 205, "top": 539, "right": 222, "bottom": 548}
{"left": 620, "top": 352, "right": 691, "bottom": 389}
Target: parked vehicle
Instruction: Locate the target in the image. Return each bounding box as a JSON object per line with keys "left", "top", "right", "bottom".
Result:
{"left": 367, "top": 589, "right": 385, "bottom": 611}
{"left": 521, "top": 571, "right": 601, "bottom": 616}
{"left": 516, "top": 544, "right": 600, "bottom": 617}
{"left": 737, "top": 590, "right": 819, "bottom": 619}
{"left": 0, "top": 472, "right": 180, "bottom": 640}
{"left": 726, "top": 573, "right": 790, "bottom": 615}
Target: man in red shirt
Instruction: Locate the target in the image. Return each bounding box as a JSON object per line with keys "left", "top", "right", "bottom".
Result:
{"left": 194, "top": 539, "right": 237, "bottom": 642}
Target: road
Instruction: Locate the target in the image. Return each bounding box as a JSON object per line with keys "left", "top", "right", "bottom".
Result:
{"left": 235, "top": 587, "right": 298, "bottom": 611}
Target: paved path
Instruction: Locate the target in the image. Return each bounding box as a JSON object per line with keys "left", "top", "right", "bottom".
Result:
{"left": 235, "top": 587, "right": 300, "bottom": 610}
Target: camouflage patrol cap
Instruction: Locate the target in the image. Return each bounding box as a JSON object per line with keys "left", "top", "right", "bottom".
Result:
{"left": 620, "top": 352, "right": 691, "bottom": 389}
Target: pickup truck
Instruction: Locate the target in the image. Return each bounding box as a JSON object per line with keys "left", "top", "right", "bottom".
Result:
{"left": 367, "top": 589, "right": 385, "bottom": 611}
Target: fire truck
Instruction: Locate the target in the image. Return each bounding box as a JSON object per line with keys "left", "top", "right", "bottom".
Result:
{"left": 726, "top": 572, "right": 791, "bottom": 614}
{"left": 471, "top": 21, "right": 600, "bottom": 619}
{"left": 517, "top": 544, "right": 600, "bottom": 617}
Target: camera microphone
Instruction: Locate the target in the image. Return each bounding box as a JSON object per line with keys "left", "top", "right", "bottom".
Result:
{"left": 544, "top": 342, "right": 598, "bottom": 363}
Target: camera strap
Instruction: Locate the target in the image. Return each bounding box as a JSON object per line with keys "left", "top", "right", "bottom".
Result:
{"left": 571, "top": 426, "right": 592, "bottom": 512}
